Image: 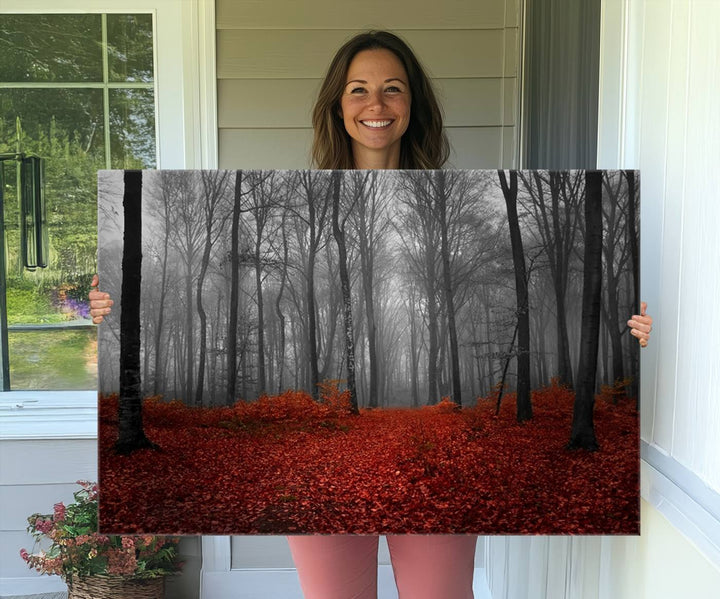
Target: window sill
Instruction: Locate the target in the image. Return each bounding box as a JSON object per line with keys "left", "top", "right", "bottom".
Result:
{"left": 0, "top": 576, "right": 66, "bottom": 599}
{"left": 0, "top": 391, "right": 97, "bottom": 440}
{"left": 641, "top": 441, "right": 720, "bottom": 567}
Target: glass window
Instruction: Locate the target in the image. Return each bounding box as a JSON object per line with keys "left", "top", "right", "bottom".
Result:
{"left": 106, "top": 14, "right": 154, "bottom": 83}
{"left": 0, "top": 13, "right": 156, "bottom": 390}
{"left": 0, "top": 14, "right": 103, "bottom": 83}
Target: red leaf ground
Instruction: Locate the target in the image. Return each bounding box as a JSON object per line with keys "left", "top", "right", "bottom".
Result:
{"left": 98, "top": 384, "right": 639, "bottom": 535}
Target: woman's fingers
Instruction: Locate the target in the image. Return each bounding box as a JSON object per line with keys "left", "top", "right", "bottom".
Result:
{"left": 89, "top": 275, "right": 113, "bottom": 324}
{"left": 627, "top": 316, "right": 652, "bottom": 334}
{"left": 630, "top": 327, "right": 649, "bottom": 348}
{"left": 627, "top": 301, "right": 653, "bottom": 348}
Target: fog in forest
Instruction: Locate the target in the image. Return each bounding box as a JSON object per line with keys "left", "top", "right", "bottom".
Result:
{"left": 98, "top": 169, "right": 639, "bottom": 409}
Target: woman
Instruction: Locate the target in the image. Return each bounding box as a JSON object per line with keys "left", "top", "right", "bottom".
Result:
{"left": 90, "top": 30, "right": 653, "bottom": 599}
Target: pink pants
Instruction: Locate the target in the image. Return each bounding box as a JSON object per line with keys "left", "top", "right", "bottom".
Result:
{"left": 287, "top": 535, "right": 477, "bottom": 599}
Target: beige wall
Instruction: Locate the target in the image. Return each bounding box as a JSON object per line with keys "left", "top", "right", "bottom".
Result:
{"left": 216, "top": 0, "right": 521, "bottom": 169}
{"left": 605, "top": 500, "right": 720, "bottom": 599}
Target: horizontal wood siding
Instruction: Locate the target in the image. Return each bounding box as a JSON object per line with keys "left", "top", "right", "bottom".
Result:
{"left": 219, "top": 78, "right": 516, "bottom": 128}
{"left": 218, "top": 29, "right": 514, "bottom": 79}
{"left": 216, "top": 0, "right": 521, "bottom": 169}
{"left": 218, "top": 126, "right": 515, "bottom": 170}
{"left": 217, "top": 0, "right": 517, "bottom": 30}
{"left": 0, "top": 440, "right": 96, "bottom": 485}
{"left": 0, "top": 439, "right": 96, "bottom": 580}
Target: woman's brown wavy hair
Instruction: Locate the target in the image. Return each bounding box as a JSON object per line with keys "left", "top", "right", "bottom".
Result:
{"left": 311, "top": 31, "right": 449, "bottom": 169}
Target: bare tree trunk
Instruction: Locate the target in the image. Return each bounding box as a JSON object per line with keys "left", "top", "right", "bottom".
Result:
{"left": 210, "top": 295, "right": 223, "bottom": 404}
{"left": 151, "top": 173, "right": 175, "bottom": 396}
{"left": 331, "top": 171, "right": 359, "bottom": 414}
{"left": 549, "top": 172, "right": 574, "bottom": 388}
{"left": 409, "top": 295, "right": 420, "bottom": 408}
{"left": 568, "top": 171, "right": 603, "bottom": 450}
{"left": 318, "top": 243, "right": 340, "bottom": 383}
{"left": 153, "top": 212, "right": 169, "bottom": 396}
{"left": 484, "top": 295, "right": 494, "bottom": 392}
{"left": 116, "top": 170, "right": 156, "bottom": 455}
{"left": 196, "top": 172, "right": 229, "bottom": 406}
{"left": 227, "top": 171, "right": 242, "bottom": 405}
{"left": 275, "top": 216, "right": 290, "bottom": 394}
{"left": 600, "top": 305, "right": 610, "bottom": 384}
{"left": 254, "top": 236, "right": 266, "bottom": 396}
{"left": 522, "top": 171, "right": 578, "bottom": 388}
{"left": 426, "top": 273, "right": 440, "bottom": 405}
{"left": 606, "top": 286, "right": 625, "bottom": 385}
{"left": 360, "top": 226, "right": 379, "bottom": 408}
{"left": 142, "top": 313, "right": 151, "bottom": 395}
{"left": 307, "top": 247, "right": 320, "bottom": 398}
{"left": 353, "top": 172, "right": 383, "bottom": 408}
{"left": 435, "top": 171, "right": 463, "bottom": 406}
{"left": 499, "top": 169, "right": 532, "bottom": 421}
{"left": 600, "top": 179, "right": 625, "bottom": 387}
{"left": 300, "top": 172, "right": 332, "bottom": 400}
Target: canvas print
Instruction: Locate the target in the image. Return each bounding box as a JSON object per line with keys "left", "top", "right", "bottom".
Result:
{"left": 98, "top": 169, "right": 640, "bottom": 535}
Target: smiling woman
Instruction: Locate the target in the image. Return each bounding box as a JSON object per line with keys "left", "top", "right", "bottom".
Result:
{"left": 339, "top": 49, "right": 412, "bottom": 169}
{"left": 311, "top": 30, "right": 448, "bottom": 170}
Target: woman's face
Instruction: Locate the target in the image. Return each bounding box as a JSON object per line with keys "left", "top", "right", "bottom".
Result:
{"left": 339, "top": 48, "right": 411, "bottom": 168}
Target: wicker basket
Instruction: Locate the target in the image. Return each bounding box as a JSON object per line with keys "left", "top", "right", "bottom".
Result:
{"left": 67, "top": 575, "right": 164, "bottom": 599}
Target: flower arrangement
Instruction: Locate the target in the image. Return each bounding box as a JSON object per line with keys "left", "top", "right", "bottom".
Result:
{"left": 20, "top": 481, "right": 182, "bottom": 585}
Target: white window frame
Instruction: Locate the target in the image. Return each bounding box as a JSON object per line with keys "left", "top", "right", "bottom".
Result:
{"left": 597, "top": 0, "right": 720, "bottom": 568}
{"left": 0, "top": 0, "right": 217, "bottom": 440}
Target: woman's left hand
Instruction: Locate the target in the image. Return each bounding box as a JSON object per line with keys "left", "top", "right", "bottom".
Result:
{"left": 628, "top": 301, "right": 653, "bottom": 348}
{"left": 89, "top": 274, "right": 113, "bottom": 324}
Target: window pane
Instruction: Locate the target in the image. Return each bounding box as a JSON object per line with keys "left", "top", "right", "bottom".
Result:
{"left": 2, "top": 89, "right": 100, "bottom": 391}
{"left": 0, "top": 14, "right": 103, "bottom": 82}
{"left": 8, "top": 328, "right": 97, "bottom": 390}
{"left": 0, "top": 88, "right": 106, "bottom": 161}
{"left": 0, "top": 12, "right": 156, "bottom": 390}
{"left": 110, "top": 88, "right": 156, "bottom": 168}
{"left": 107, "top": 14, "right": 154, "bottom": 83}
{"left": 1, "top": 88, "right": 103, "bottom": 279}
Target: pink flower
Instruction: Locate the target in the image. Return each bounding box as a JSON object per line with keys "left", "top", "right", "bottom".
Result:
{"left": 19, "top": 548, "right": 29, "bottom": 562}
{"left": 121, "top": 537, "right": 135, "bottom": 549}
{"left": 107, "top": 548, "right": 137, "bottom": 576}
{"left": 34, "top": 518, "right": 54, "bottom": 534}
{"left": 53, "top": 502, "right": 66, "bottom": 521}
{"left": 43, "top": 556, "right": 64, "bottom": 576}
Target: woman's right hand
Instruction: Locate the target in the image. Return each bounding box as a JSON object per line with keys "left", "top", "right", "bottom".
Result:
{"left": 627, "top": 301, "right": 652, "bottom": 348}
{"left": 89, "top": 274, "right": 113, "bottom": 324}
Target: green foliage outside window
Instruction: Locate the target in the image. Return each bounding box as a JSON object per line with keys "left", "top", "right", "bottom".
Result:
{"left": 0, "top": 13, "right": 156, "bottom": 389}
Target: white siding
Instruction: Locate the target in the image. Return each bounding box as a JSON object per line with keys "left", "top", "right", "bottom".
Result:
{"left": 0, "top": 439, "right": 96, "bottom": 590}
{"left": 485, "top": 0, "right": 720, "bottom": 597}
{"left": 596, "top": 0, "right": 720, "bottom": 491}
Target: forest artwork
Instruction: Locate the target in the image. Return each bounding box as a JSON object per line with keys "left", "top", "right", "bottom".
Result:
{"left": 97, "top": 169, "right": 640, "bottom": 535}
